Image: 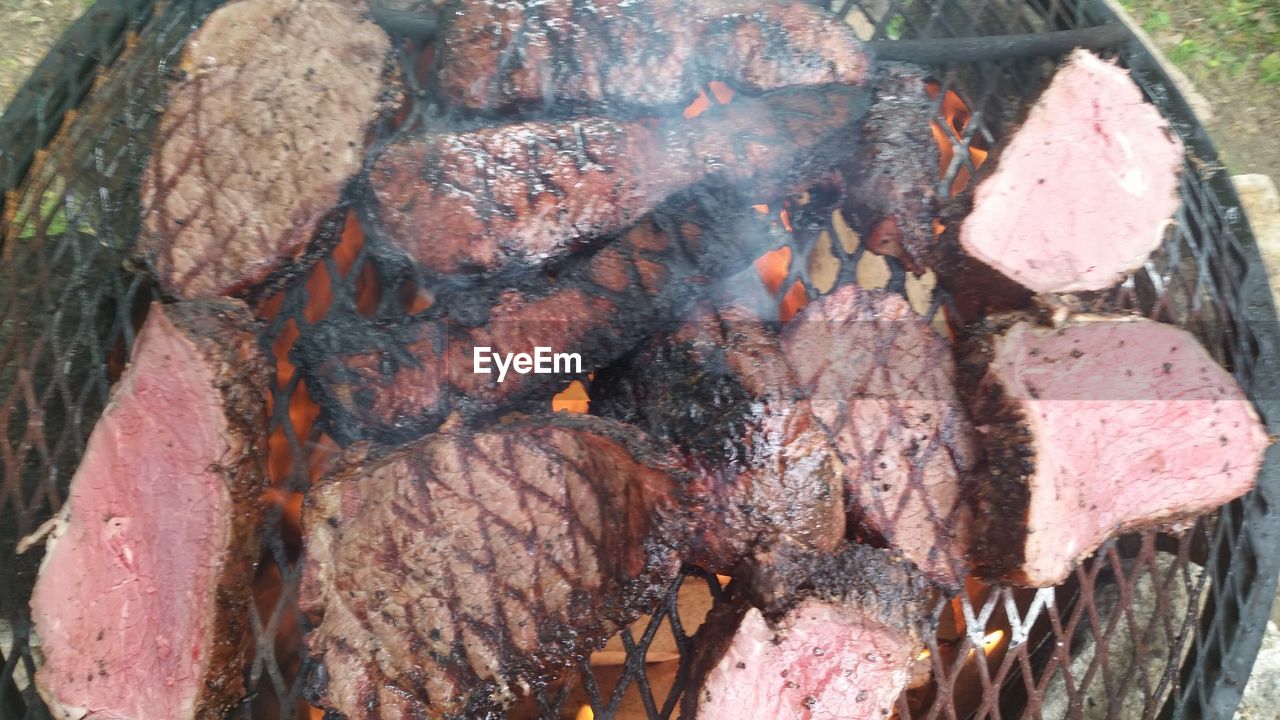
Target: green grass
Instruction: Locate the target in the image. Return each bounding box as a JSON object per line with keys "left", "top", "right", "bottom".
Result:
{"left": 15, "top": 179, "right": 96, "bottom": 240}
{"left": 1122, "top": 0, "right": 1280, "bottom": 84}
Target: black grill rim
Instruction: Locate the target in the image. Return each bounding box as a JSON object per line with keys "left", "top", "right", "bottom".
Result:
{"left": 1, "top": 1, "right": 1278, "bottom": 719}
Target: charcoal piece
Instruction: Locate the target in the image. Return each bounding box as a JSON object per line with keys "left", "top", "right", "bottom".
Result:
{"left": 28, "top": 300, "right": 269, "bottom": 720}
{"left": 300, "top": 414, "right": 693, "bottom": 719}
{"left": 433, "top": 0, "right": 871, "bottom": 115}
{"left": 365, "top": 84, "right": 872, "bottom": 278}
{"left": 137, "top": 0, "right": 394, "bottom": 299}
{"left": 960, "top": 314, "right": 1269, "bottom": 587}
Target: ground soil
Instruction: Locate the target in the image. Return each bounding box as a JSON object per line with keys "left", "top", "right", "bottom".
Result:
{"left": 0, "top": 0, "right": 86, "bottom": 109}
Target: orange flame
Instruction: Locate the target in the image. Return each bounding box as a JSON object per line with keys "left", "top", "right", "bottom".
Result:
{"left": 981, "top": 630, "right": 1005, "bottom": 654}
{"left": 551, "top": 379, "right": 591, "bottom": 414}
{"left": 925, "top": 83, "right": 988, "bottom": 195}
{"left": 576, "top": 706, "right": 595, "bottom": 720}
{"left": 683, "top": 81, "right": 737, "bottom": 119}
{"left": 752, "top": 242, "right": 809, "bottom": 323}
{"left": 916, "top": 629, "right": 1005, "bottom": 662}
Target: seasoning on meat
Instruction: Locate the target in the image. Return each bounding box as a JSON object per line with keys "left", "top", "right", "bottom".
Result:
{"left": 296, "top": 193, "right": 794, "bottom": 446}
{"left": 300, "top": 414, "right": 693, "bottom": 719}
{"left": 28, "top": 300, "right": 269, "bottom": 720}
{"left": 957, "top": 49, "right": 1184, "bottom": 294}
{"left": 433, "top": 0, "right": 872, "bottom": 115}
{"left": 961, "top": 314, "right": 1270, "bottom": 587}
{"left": 137, "top": 0, "right": 393, "bottom": 299}
{"left": 683, "top": 544, "right": 932, "bottom": 720}
{"left": 594, "top": 303, "right": 846, "bottom": 573}
{"left": 783, "top": 285, "right": 979, "bottom": 587}
{"left": 366, "top": 84, "right": 871, "bottom": 277}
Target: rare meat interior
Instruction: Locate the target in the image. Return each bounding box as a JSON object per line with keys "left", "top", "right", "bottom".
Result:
{"left": 5, "top": 1, "right": 1271, "bottom": 719}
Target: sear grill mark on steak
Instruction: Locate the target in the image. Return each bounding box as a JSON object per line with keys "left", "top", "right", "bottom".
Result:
{"left": 364, "top": 84, "right": 872, "bottom": 278}
{"left": 28, "top": 300, "right": 269, "bottom": 720}
{"left": 295, "top": 190, "right": 798, "bottom": 446}
{"left": 593, "top": 302, "right": 846, "bottom": 574}
{"left": 432, "top": 0, "right": 871, "bottom": 116}
{"left": 840, "top": 63, "right": 942, "bottom": 273}
{"left": 299, "top": 414, "right": 694, "bottom": 719}
{"left": 959, "top": 313, "right": 1270, "bottom": 587}
{"left": 683, "top": 544, "right": 933, "bottom": 720}
{"left": 782, "top": 285, "right": 979, "bottom": 588}
{"left": 137, "top": 0, "right": 395, "bottom": 300}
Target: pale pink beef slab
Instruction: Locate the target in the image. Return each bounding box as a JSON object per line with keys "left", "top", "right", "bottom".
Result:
{"left": 683, "top": 545, "right": 930, "bottom": 720}
{"left": 691, "top": 601, "right": 915, "bottom": 720}
{"left": 959, "top": 49, "right": 1184, "bottom": 294}
{"left": 969, "top": 315, "right": 1270, "bottom": 587}
{"left": 28, "top": 301, "right": 269, "bottom": 720}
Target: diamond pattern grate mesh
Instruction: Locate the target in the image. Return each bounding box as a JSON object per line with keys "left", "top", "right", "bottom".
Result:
{"left": 2, "top": 0, "right": 1278, "bottom": 719}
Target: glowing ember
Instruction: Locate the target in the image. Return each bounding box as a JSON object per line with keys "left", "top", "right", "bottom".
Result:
{"left": 682, "top": 80, "right": 737, "bottom": 119}
{"left": 552, "top": 379, "right": 591, "bottom": 413}
{"left": 925, "top": 82, "right": 988, "bottom": 195}
{"left": 751, "top": 244, "right": 809, "bottom": 322}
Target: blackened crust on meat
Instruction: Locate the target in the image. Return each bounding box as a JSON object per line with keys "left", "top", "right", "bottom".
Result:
{"left": 931, "top": 199, "right": 1035, "bottom": 324}
{"left": 295, "top": 189, "right": 798, "bottom": 446}
{"left": 954, "top": 315, "right": 1036, "bottom": 581}
{"left": 29, "top": 300, "right": 269, "bottom": 720}
{"left": 136, "top": 0, "right": 397, "bottom": 300}
{"left": 432, "top": 0, "right": 872, "bottom": 116}
{"left": 160, "top": 300, "right": 271, "bottom": 718}
{"left": 299, "top": 414, "right": 695, "bottom": 719}
{"left": 840, "top": 63, "right": 941, "bottom": 272}
{"left": 744, "top": 543, "right": 935, "bottom": 640}
{"left": 594, "top": 304, "right": 845, "bottom": 573}
{"left": 678, "top": 601, "right": 751, "bottom": 720}
{"left": 362, "top": 84, "right": 872, "bottom": 279}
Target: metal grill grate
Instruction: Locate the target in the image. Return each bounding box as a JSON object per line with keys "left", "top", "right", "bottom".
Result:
{"left": 2, "top": 0, "right": 1278, "bottom": 718}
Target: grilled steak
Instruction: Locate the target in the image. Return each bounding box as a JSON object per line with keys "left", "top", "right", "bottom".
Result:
{"left": 783, "top": 285, "right": 979, "bottom": 587}
{"left": 366, "top": 84, "right": 871, "bottom": 278}
{"left": 300, "top": 414, "right": 692, "bottom": 719}
{"left": 962, "top": 314, "right": 1269, "bottom": 587}
{"left": 296, "top": 192, "right": 795, "bottom": 446}
{"left": 840, "top": 63, "right": 941, "bottom": 272}
{"left": 594, "top": 303, "right": 846, "bottom": 573}
{"left": 682, "top": 545, "right": 931, "bottom": 720}
{"left": 137, "top": 0, "right": 392, "bottom": 299}
{"left": 433, "top": 0, "right": 871, "bottom": 115}
{"left": 28, "top": 300, "right": 269, "bottom": 720}
{"left": 958, "top": 49, "right": 1183, "bottom": 294}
